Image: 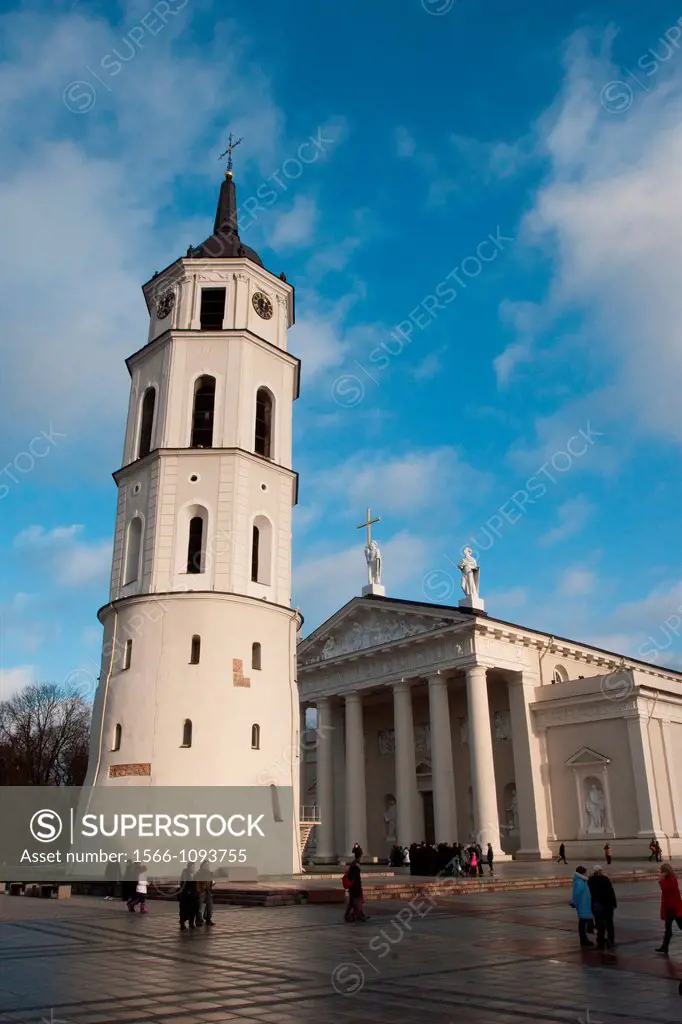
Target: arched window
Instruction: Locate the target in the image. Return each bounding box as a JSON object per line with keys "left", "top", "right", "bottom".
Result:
{"left": 123, "top": 517, "right": 143, "bottom": 586}
{"left": 251, "top": 642, "right": 261, "bottom": 670}
{"left": 254, "top": 388, "right": 274, "bottom": 458}
{"left": 552, "top": 665, "right": 569, "bottom": 684}
{"left": 190, "top": 635, "right": 201, "bottom": 664}
{"left": 112, "top": 724, "right": 122, "bottom": 751}
{"left": 138, "top": 388, "right": 156, "bottom": 458}
{"left": 251, "top": 516, "right": 272, "bottom": 585}
{"left": 182, "top": 719, "right": 192, "bottom": 747}
{"left": 251, "top": 723, "right": 260, "bottom": 749}
{"left": 191, "top": 376, "right": 216, "bottom": 448}
{"left": 187, "top": 516, "right": 205, "bottom": 574}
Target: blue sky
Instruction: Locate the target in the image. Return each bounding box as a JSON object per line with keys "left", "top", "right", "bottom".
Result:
{"left": 3, "top": 0, "right": 682, "bottom": 700}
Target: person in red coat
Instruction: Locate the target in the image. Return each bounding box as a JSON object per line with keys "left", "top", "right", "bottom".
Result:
{"left": 656, "top": 863, "right": 682, "bottom": 955}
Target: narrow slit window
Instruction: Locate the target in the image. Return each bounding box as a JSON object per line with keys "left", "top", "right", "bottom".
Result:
{"left": 122, "top": 639, "right": 132, "bottom": 671}
{"left": 124, "top": 517, "right": 143, "bottom": 586}
{"left": 190, "top": 635, "right": 201, "bottom": 665}
{"left": 199, "top": 288, "right": 226, "bottom": 330}
{"left": 190, "top": 376, "right": 216, "bottom": 448}
{"left": 112, "top": 724, "right": 122, "bottom": 751}
{"left": 138, "top": 388, "right": 156, "bottom": 458}
{"left": 254, "top": 388, "right": 273, "bottom": 458}
{"left": 182, "top": 719, "right": 192, "bottom": 747}
{"left": 251, "top": 724, "right": 260, "bottom": 750}
{"left": 187, "top": 516, "right": 205, "bottom": 574}
{"left": 251, "top": 525, "right": 260, "bottom": 582}
{"left": 251, "top": 642, "right": 261, "bottom": 670}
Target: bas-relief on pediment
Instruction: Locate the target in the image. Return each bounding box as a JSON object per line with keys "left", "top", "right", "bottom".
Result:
{"left": 299, "top": 613, "right": 456, "bottom": 665}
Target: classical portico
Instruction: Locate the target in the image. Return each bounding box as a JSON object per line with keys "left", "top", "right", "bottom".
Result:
{"left": 298, "top": 594, "right": 682, "bottom": 862}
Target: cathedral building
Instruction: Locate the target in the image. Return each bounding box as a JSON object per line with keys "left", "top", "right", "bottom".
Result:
{"left": 298, "top": 552, "right": 682, "bottom": 863}
{"left": 84, "top": 154, "right": 302, "bottom": 871}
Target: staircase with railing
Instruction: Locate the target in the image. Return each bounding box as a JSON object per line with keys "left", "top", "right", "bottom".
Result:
{"left": 299, "top": 805, "right": 320, "bottom": 854}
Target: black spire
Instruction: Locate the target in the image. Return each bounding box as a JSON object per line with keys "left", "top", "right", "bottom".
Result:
{"left": 188, "top": 168, "right": 263, "bottom": 267}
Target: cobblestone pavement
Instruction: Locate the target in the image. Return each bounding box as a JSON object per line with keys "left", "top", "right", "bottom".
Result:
{"left": 1, "top": 882, "right": 681, "bottom": 1023}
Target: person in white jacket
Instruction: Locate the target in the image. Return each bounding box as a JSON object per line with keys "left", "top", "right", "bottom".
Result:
{"left": 127, "top": 864, "right": 149, "bottom": 914}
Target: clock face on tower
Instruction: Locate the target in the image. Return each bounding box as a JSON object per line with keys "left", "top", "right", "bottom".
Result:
{"left": 252, "top": 291, "right": 273, "bottom": 320}
{"left": 156, "top": 291, "right": 175, "bottom": 320}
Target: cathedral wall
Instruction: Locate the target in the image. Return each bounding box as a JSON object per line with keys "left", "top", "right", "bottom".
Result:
{"left": 544, "top": 719, "right": 639, "bottom": 840}
{"left": 648, "top": 718, "right": 673, "bottom": 836}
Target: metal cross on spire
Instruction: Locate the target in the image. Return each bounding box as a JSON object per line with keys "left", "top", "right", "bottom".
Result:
{"left": 356, "top": 507, "right": 380, "bottom": 546}
{"left": 219, "top": 131, "right": 243, "bottom": 175}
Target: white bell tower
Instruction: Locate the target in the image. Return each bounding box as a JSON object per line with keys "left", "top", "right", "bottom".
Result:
{"left": 84, "top": 159, "right": 302, "bottom": 871}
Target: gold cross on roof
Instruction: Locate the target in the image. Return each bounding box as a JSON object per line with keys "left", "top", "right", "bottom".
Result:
{"left": 356, "top": 507, "right": 380, "bottom": 546}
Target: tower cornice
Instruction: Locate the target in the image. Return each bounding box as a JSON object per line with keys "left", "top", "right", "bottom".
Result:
{"left": 97, "top": 587, "right": 303, "bottom": 627}
{"left": 112, "top": 447, "right": 299, "bottom": 503}
{"left": 125, "top": 327, "right": 301, "bottom": 399}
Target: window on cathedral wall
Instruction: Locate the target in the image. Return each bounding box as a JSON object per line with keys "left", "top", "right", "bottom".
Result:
{"left": 123, "top": 517, "right": 143, "bottom": 586}
{"left": 122, "top": 639, "right": 132, "bottom": 671}
{"left": 138, "top": 387, "right": 156, "bottom": 458}
{"left": 187, "top": 515, "right": 205, "bottom": 574}
{"left": 112, "top": 724, "right": 122, "bottom": 751}
{"left": 190, "top": 635, "right": 201, "bottom": 664}
{"left": 251, "top": 723, "right": 260, "bottom": 750}
{"left": 254, "top": 388, "right": 274, "bottom": 458}
{"left": 251, "top": 516, "right": 272, "bottom": 585}
{"left": 251, "top": 642, "right": 261, "bottom": 670}
{"left": 199, "top": 287, "right": 226, "bottom": 330}
{"left": 190, "top": 376, "right": 216, "bottom": 447}
{"left": 552, "top": 665, "right": 569, "bottom": 684}
{"left": 182, "top": 719, "right": 192, "bottom": 747}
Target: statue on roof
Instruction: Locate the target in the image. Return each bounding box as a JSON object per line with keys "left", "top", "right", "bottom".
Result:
{"left": 458, "top": 547, "right": 480, "bottom": 600}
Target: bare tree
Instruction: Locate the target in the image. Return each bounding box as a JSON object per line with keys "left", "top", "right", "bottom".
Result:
{"left": 0, "top": 684, "right": 90, "bottom": 785}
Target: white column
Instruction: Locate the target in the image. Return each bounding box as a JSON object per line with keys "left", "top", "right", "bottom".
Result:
{"left": 427, "top": 674, "right": 457, "bottom": 842}
{"left": 344, "top": 692, "right": 368, "bottom": 856}
{"left": 661, "top": 721, "right": 682, "bottom": 838}
{"left": 313, "top": 698, "right": 337, "bottom": 862}
{"left": 626, "top": 713, "right": 662, "bottom": 835}
{"left": 507, "top": 673, "right": 551, "bottom": 859}
{"left": 465, "top": 664, "right": 503, "bottom": 854}
{"left": 299, "top": 704, "right": 308, "bottom": 814}
{"left": 393, "top": 681, "right": 420, "bottom": 846}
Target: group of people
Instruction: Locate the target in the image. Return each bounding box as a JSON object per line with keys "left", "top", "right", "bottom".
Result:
{"left": 649, "top": 837, "right": 664, "bottom": 862}
{"left": 178, "top": 858, "right": 215, "bottom": 930}
{"left": 109, "top": 857, "right": 216, "bottom": 929}
{"left": 571, "top": 861, "right": 682, "bottom": 956}
{"left": 388, "top": 841, "right": 494, "bottom": 877}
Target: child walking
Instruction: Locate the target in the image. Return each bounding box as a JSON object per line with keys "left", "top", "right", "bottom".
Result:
{"left": 127, "top": 863, "right": 149, "bottom": 914}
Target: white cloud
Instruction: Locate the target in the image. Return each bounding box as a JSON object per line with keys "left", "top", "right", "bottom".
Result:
{"left": 558, "top": 567, "right": 596, "bottom": 597}
{"left": 267, "top": 195, "right": 318, "bottom": 249}
{"left": 0, "top": 665, "right": 37, "bottom": 702}
{"left": 313, "top": 447, "right": 491, "bottom": 517}
{"left": 14, "top": 524, "right": 111, "bottom": 587}
{"left": 514, "top": 30, "right": 682, "bottom": 443}
{"left": 539, "top": 494, "right": 594, "bottom": 545}
{"left": 0, "top": 6, "right": 292, "bottom": 448}
{"left": 487, "top": 586, "right": 528, "bottom": 614}
{"left": 394, "top": 126, "right": 416, "bottom": 158}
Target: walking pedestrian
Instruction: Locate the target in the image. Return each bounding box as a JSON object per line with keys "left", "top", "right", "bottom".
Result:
{"left": 649, "top": 837, "right": 658, "bottom": 861}
{"left": 197, "top": 859, "right": 215, "bottom": 926}
{"left": 127, "top": 864, "right": 149, "bottom": 914}
{"left": 557, "top": 843, "right": 567, "bottom": 864}
{"left": 603, "top": 843, "right": 612, "bottom": 866}
{"left": 343, "top": 854, "right": 369, "bottom": 922}
{"left": 486, "top": 843, "right": 494, "bottom": 875}
{"left": 469, "top": 847, "right": 478, "bottom": 877}
{"left": 178, "top": 859, "right": 199, "bottom": 931}
{"left": 588, "top": 865, "right": 617, "bottom": 949}
{"left": 655, "top": 863, "right": 682, "bottom": 955}
{"left": 570, "top": 866, "right": 594, "bottom": 947}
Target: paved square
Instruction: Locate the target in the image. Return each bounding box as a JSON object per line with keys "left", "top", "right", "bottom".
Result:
{"left": 1, "top": 882, "right": 681, "bottom": 1023}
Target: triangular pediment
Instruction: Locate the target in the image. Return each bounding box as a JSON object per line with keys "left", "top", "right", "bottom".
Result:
{"left": 565, "top": 746, "right": 611, "bottom": 767}
{"left": 297, "top": 597, "right": 469, "bottom": 667}
{"left": 415, "top": 760, "right": 432, "bottom": 775}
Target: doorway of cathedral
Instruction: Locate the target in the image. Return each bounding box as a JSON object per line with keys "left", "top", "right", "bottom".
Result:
{"left": 421, "top": 791, "right": 435, "bottom": 845}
